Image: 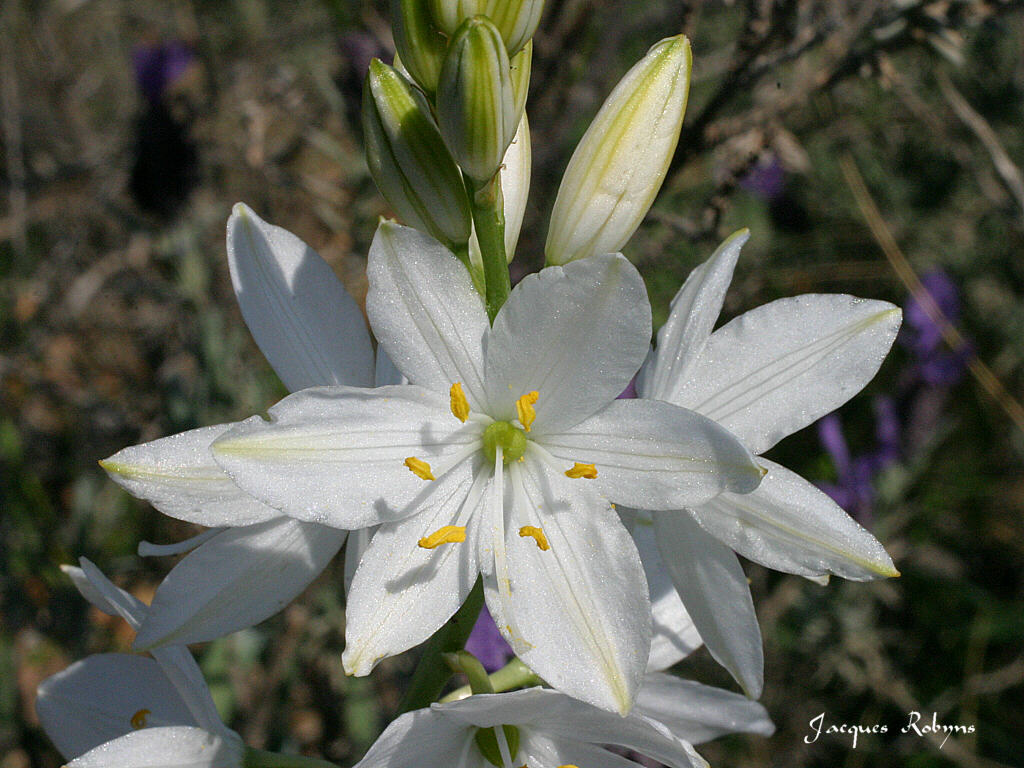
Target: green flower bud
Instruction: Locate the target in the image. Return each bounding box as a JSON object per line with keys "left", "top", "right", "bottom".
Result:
{"left": 480, "top": 0, "right": 544, "bottom": 56}
{"left": 545, "top": 35, "right": 692, "bottom": 265}
{"left": 437, "top": 16, "right": 518, "bottom": 183}
{"left": 392, "top": 0, "right": 449, "bottom": 95}
{"left": 428, "top": 0, "right": 481, "bottom": 34}
{"left": 363, "top": 59, "right": 472, "bottom": 247}
{"left": 509, "top": 39, "right": 532, "bottom": 128}
{"left": 473, "top": 725, "right": 520, "bottom": 768}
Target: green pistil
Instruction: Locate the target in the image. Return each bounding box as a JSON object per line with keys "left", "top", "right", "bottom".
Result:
{"left": 482, "top": 421, "right": 527, "bottom": 464}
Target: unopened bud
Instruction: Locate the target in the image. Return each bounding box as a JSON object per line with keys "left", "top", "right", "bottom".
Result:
{"left": 437, "top": 16, "right": 518, "bottom": 183}
{"left": 363, "top": 59, "right": 472, "bottom": 247}
{"left": 509, "top": 39, "right": 532, "bottom": 128}
{"left": 392, "top": 0, "right": 449, "bottom": 94}
{"left": 428, "top": 0, "right": 480, "bottom": 33}
{"left": 469, "top": 112, "right": 531, "bottom": 269}
{"left": 480, "top": 0, "right": 544, "bottom": 56}
{"left": 545, "top": 35, "right": 692, "bottom": 265}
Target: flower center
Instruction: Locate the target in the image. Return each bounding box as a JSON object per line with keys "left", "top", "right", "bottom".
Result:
{"left": 482, "top": 421, "right": 528, "bottom": 464}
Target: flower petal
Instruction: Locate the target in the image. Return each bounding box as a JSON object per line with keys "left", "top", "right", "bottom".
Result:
{"left": 690, "top": 459, "right": 898, "bottom": 580}
{"left": 227, "top": 204, "right": 374, "bottom": 391}
{"left": 100, "top": 425, "right": 282, "bottom": 528}
{"left": 343, "top": 461, "right": 482, "bottom": 676}
{"left": 635, "top": 673, "right": 775, "bottom": 744}
{"left": 351, "top": 707, "right": 473, "bottom": 768}
{"left": 486, "top": 254, "right": 652, "bottom": 432}
{"left": 212, "top": 385, "right": 478, "bottom": 528}
{"left": 485, "top": 454, "right": 651, "bottom": 714}
{"left": 630, "top": 516, "right": 702, "bottom": 672}
{"left": 637, "top": 230, "right": 748, "bottom": 402}
{"left": 343, "top": 526, "right": 375, "bottom": 595}
{"left": 36, "top": 654, "right": 197, "bottom": 760}
{"left": 134, "top": 519, "right": 346, "bottom": 650}
{"left": 366, "top": 221, "right": 489, "bottom": 406}
{"left": 653, "top": 513, "right": 763, "bottom": 698}
{"left": 537, "top": 398, "right": 762, "bottom": 510}
{"left": 67, "top": 727, "right": 241, "bottom": 768}
{"left": 672, "top": 295, "right": 902, "bottom": 454}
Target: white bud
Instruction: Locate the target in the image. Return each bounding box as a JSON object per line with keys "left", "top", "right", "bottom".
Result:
{"left": 545, "top": 35, "right": 692, "bottom": 265}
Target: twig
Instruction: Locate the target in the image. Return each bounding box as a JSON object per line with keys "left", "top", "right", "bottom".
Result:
{"left": 839, "top": 153, "right": 1024, "bottom": 435}
{"left": 937, "top": 71, "right": 1024, "bottom": 219}
{"left": 1, "top": 3, "right": 27, "bottom": 258}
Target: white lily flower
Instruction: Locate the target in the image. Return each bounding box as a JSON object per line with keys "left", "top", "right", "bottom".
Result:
{"left": 200, "top": 221, "right": 761, "bottom": 714}
{"left": 100, "top": 205, "right": 397, "bottom": 648}
{"left": 36, "top": 561, "right": 243, "bottom": 767}
{"left": 353, "top": 686, "right": 710, "bottom": 768}
{"left": 634, "top": 229, "right": 903, "bottom": 696}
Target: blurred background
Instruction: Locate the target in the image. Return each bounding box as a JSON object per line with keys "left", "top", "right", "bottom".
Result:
{"left": 1, "top": 1, "right": 1023, "bottom": 766}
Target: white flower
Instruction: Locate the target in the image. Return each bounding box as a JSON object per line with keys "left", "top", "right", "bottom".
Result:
{"left": 634, "top": 229, "right": 903, "bottom": 696}
{"left": 190, "top": 221, "right": 762, "bottom": 714}
{"left": 99, "top": 205, "right": 393, "bottom": 648}
{"left": 36, "top": 561, "right": 242, "bottom": 768}
{"left": 352, "top": 686, "right": 712, "bottom": 768}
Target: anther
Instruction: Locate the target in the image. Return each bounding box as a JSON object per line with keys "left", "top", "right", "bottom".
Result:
{"left": 404, "top": 457, "right": 435, "bottom": 481}
{"left": 516, "top": 391, "right": 539, "bottom": 431}
{"left": 565, "top": 462, "right": 597, "bottom": 479}
{"left": 130, "top": 709, "right": 151, "bottom": 729}
{"left": 518, "top": 526, "right": 549, "bottom": 551}
{"left": 418, "top": 525, "right": 467, "bottom": 549}
{"left": 450, "top": 382, "right": 470, "bottom": 422}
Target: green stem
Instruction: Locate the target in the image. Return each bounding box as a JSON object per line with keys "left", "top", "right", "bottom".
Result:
{"left": 243, "top": 747, "right": 341, "bottom": 768}
{"left": 467, "top": 175, "right": 510, "bottom": 322}
{"left": 442, "top": 650, "right": 495, "bottom": 694}
{"left": 439, "top": 658, "right": 541, "bottom": 703}
{"left": 398, "top": 578, "right": 485, "bottom": 713}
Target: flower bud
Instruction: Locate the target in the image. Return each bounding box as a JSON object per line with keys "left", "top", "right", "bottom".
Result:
{"left": 437, "top": 16, "right": 518, "bottom": 183}
{"left": 545, "top": 35, "right": 692, "bottom": 265}
{"left": 509, "top": 39, "right": 532, "bottom": 127}
{"left": 363, "top": 59, "right": 472, "bottom": 247}
{"left": 468, "top": 112, "right": 531, "bottom": 269}
{"left": 392, "top": 0, "right": 449, "bottom": 94}
{"left": 428, "top": 0, "right": 481, "bottom": 34}
{"left": 480, "top": 0, "right": 544, "bottom": 56}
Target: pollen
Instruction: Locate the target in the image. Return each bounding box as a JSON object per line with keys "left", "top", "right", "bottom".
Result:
{"left": 518, "top": 526, "right": 550, "bottom": 551}
{"left": 404, "top": 457, "right": 435, "bottom": 481}
{"left": 450, "top": 382, "right": 470, "bottom": 422}
{"left": 565, "top": 462, "right": 598, "bottom": 479}
{"left": 130, "top": 708, "right": 151, "bottom": 729}
{"left": 515, "top": 391, "right": 539, "bottom": 432}
{"left": 418, "top": 525, "right": 467, "bottom": 549}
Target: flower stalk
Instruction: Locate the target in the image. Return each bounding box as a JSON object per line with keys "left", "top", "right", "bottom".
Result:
{"left": 468, "top": 174, "right": 511, "bottom": 322}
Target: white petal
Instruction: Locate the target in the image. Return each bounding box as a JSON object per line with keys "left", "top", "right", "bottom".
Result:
{"left": 486, "top": 254, "right": 652, "bottom": 432}
{"left": 690, "top": 459, "right": 898, "bottom": 580}
{"left": 343, "top": 463, "right": 483, "bottom": 676}
{"left": 366, "top": 221, "right": 489, "bottom": 406}
{"left": 653, "top": 514, "right": 763, "bottom": 698}
{"left": 69, "top": 561, "right": 228, "bottom": 737}
{"left": 343, "top": 526, "right": 376, "bottom": 595}
{"left": 537, "top": 399, "right": 762, "bottom": 510}
{"left": 486, "top": 455, "right": 650, "bottom": 715}
{"left": 635, "top": 673, "right": 775, "bottom": 744}
{"left": 637, "top": 230, "right": 748, "bottom": 401}
{"left": 351, "top": 707, "right": 473, "bottom": 768}
{"left": 134, "top": 519, "right": 346, "bottom": 649}
{"left": 519, "top": 732, "right": 640, "bottom": 768}
{"left": 227, "top": 204, "right": 374, "bottom": 391}
{"left": 101, "top": 425, "right": 282, "bottom": 528}
{"left": 67, "top": 727, "right": 241, "bottom": 768}
{"left": 212, "top": 385, "right": 479, "bottom": 528}
{"left": 36, "top": 654, "right": 196, "bottom": 760}
{"left": 138, "top": 529, "right": 224, "bottom": 558}
{"left": 374, "top": 348, "right": 406, "bottom": 386}
{"left": 631, "top": 518, "right": 702, "bottom": 672}
{"left": 673, "top": 295, "right": 902, "bottom": 454}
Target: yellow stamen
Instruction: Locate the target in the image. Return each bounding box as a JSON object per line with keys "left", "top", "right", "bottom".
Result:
{"left": 418, "top": 525, "right": 467, "bottom": 549}
{"left": 515, "top": 391, "right": 539, "bottom": 431}
{"left": 404, "top": 457, "right": 435, "bottom": 481}
{"left": 518, "top": 526, "right": 550, "bottom": 551}
{"left": 565, "top": 462, "right": 598, "bottom": 479}
{"left": 130, "top": 709, "right": 150, "bottom": 729}
{"left": 450, "top": 382, "right": 470, "bottom": 422}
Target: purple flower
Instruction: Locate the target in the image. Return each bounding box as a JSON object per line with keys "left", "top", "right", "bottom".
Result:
{"left": 464, "top": 604, "right": 514, "bottom": 673}
{"left": 739, "top": 155, "right": 787, "bottom": 202}
{"left": 901, "top": 269, "right": 969, "bottom": 386}
{"left": 133, "top": 40, "right": 195, "bottom": 104}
